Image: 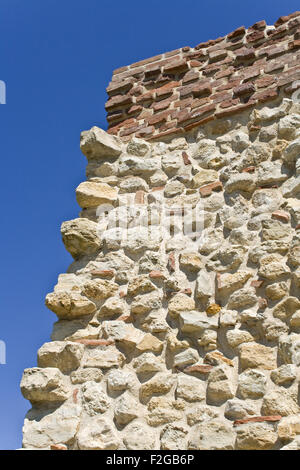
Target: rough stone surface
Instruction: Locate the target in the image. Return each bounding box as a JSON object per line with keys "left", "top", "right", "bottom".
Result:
{"left": 21, "top": 25, "right": 300, "bottom": 449}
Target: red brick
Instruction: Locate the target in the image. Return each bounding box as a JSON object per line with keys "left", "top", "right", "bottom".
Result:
{"left": 147, "top": 110, "right": 170, "bottom": 126}
{"left": 183, "top": 114, "right": 215, "bottom": 131}
{"left": 182, "top": 70, "right": 200, "bottom": 83}
{"left": 215, "top": 100, "right": 256, "bottom": 118}
{"left": 181, "top": 288, "right": 192, "bottom": 296}
{"left": 246, "top": 30, "right": 265, "bottom": 43}
{"left": 210, "top": 92, "right": 232, "bottom": 105}
{"left": 227, "top": 26, "right": 246, "bottom": 39}
{"left": 113, "top": 65, "right": 129, "bottom": 76}
{"left": 253, "top": 87, "right": 278, "bottom": 103}
{"left": 219, "top": 98, "right": 239, "bottom": 109}
{"left": 106, "top": 78, "right": 135, "bottom": 96}
{"left": 289, "top": 39, "right": 300, "bottom": 50}
{"left": 156, "top": 81, "right": 180, "bottom": 98}
{"left": 50, "top": 444, "right": 68, "bottom": 451}
{"left": 233, "top": 82, "right": 256, "bottom": 97}
{"left": 199, "top": 181, "right": 223, "bottom": 197}
{"left": 151, "top": 96, "right": 174, "bottom": 112}
{"left": 192, "top": 82, "right": 212, "bottom": 97}
{"left": 72, "top": 388, "right": 79, "bottom": 404}
{"left": 182, "top": 151, "right": 191, "bottom": 165}
{"left": 164, "top": 58, "right": 189, "bottom": 74}
{"left": 264, "top": 60, "right": 285, "bottom": 74}
{"left": 136, "top": 126, "right": 155, "bottom": 138}
{"left": 184, "top": 364, "right": 213, "bottom": 374}
{"left": 135, "top": 190, "right": 145, "bottom": 204}
{"left": 275, "top": 11, "right": 300, "bottom": 27}
{"left": 130, "top": 54, "right": 163, "bottom": 69}
{"left": 235, "top": 47, "right": 256, "bottom": 61}
{"left": 195, "top": 37, "right": 224, "bottom": 49}
{"left": 272, "top": 210, "right": 290, "bottom": 222}
{"left": 234, "top": 416, "right": 282, "bottom": 426}
{"left": 168, "top": 252, "right": 176, "bottom": 272}
{"left": 251, "top": 280, "right": 264, "bottom": 288}
{"left": 256, "top": 75, "right": 276, "bottom": 88}
{"left": 73, "top": 339, "right": 114, "bottom": 346}
{"left": 105, "top": 94, "right": 132, "bottom": 111}
{"left": 136, "top": 91, "right": 155, "bottom": 104}
{"left": 215, "top": 67, "right": 235, "bottom": 79}
{"left": 91, "top": 269, "right": 115, "bottom": 279}
{"left": 127, "top": 105, "right": 143, "bottom": 116}
{"left": 149, "top": 270, "right": 166, "bottom": 280}
{"left": 242, "top": 166, "right": 256, "bottom": 173}
{"left": 209, "top": 49, "right": 228, "bottom": 63}
{"left": 249, "top": 20, "right": 267, "bottom": 31}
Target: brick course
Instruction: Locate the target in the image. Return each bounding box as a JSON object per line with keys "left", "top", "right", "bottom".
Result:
{"left": 104, "top": 11, "right": 300, "bottom": 141}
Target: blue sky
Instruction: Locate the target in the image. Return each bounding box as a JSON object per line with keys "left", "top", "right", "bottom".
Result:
{"left": 0, "top": 0, "right": 299, "bottom": 450}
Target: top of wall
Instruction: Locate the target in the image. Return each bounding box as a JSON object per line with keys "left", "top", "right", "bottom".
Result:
{"left": 105, "top": 11, "right": 300, "bottom": 141}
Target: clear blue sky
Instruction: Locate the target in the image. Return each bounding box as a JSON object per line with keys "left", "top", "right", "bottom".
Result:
{"left": 0, "top": 0, "right": 298, "bottom": 450}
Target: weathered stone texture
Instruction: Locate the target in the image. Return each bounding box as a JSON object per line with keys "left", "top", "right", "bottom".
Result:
{"left": 20, "top": 11, "right": 300, "bottom": 450}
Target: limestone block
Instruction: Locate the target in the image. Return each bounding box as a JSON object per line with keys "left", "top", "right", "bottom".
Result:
{"left": 136, "top": 333, "right": 163, "bottom": 353}
{"left": 173, "top": 349, "right": 199, "bottom": 368}
{"left": 114, "top": 393, "right": 139, "bottom": 426}
{"left": 224, "top": 399, "right": 259, "bottom": 421}
{"left": 107, "top": 369, "right": 134, "bottom": 392}
{"left": 238, "top": 342, "right": 277, "bottom": 371}
{"left": 186, "top": 405, "right": 219, "bottom": 426}
{"left": 20, "top": 368, "right": 70, "bottom": 404}
{"left": 81, "top": 381, "right": 110, "bottom": 416}
{"left": 278, "top": 334, "right": 300, "bottom": 366}
{"left": 160, "top": 424, "right": 188, "bottom": 450}
{"left": 123, "top": 422, "right": 157, "bottom": 449}
{"left": 195, "top": 270, "right": 215, "bottom": 299}
{"left": 140, "top": 373, "right": 175, "bottom": 402}
{"left": 206, "top": 366, "right": 234, "bottom": 405}
{"left": 37, "top": 341, "right": 84, "bottom": 373}
{"left": 70, "top": 368, "right": 103, "bottom": 384}
{"left": 189, "top": 420, "right": 235, "bottom": 450}
{"left": 147, "top": 397, "right": 184, "bottom": 426}
{"left": 77, "top": 417, "right": 120, "bottom": 450}
{"left": 45, "top": 291, "right": 96, "bottom": 319}
{"left": 83, "top": 347, "right": 125, "bottom": 369}
{"left": 192, "top": 168, "right": 218, "bottom": 188}
{"left": 82, "top": 279, "right": 118, "bottom": 300}
{"left": 22, "top": 403, "right": 81, "bottom": 449}
{"left": 261, "top": 389, "right": 299, "bottom": 416}
{"left": 132, "top": 353, "right": 162, "bottom": 374}
{"left": 176, "top": 374, "right": 205, "bottom": 402}
{"left": 271, "top": 364, "right": 297, "bottom": 386}
{"left": 61, "top": 218, "right": 102, "bottom": 259}
{"left": 80, "top": 126, "right": 122, "bottom": 159}
{"left": 278, "top": 415, "right": 300, "bottom": 441}
{"left": 168, "top": 294, "right": 195, "bottom": 317}
{"left": 235, "top": 422, "right": 277, "bottom": 450}
{"left": 226, "top": 329, "right": 254, "bottom": 349}
{"left": 179, "top": 252, "right": 203, "bottom": 272}
{"left": 237, "top": 369, "right": 267, "bottom": 399}
{"left": 127, "top": 137, "right": 151, "bottom": 157}
{"left": 76, "top": 181, "right": 118, "bottom": 209}
{"left": 179, "top": 311, "right": 218, "bottom": 333}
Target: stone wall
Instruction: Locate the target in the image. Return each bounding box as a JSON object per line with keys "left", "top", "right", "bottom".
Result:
{"left": 20, "top": 13, "right": 300, "bottom": 451}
